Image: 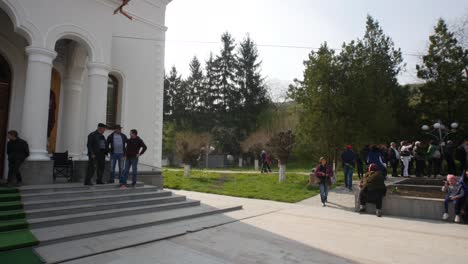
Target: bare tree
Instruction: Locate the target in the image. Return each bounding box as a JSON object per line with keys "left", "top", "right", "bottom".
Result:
{"left": 240, "top": 130, "right": 271, "bottom": 170}
{"left": 266, "top": 130, "right": 295, "bottom": 182}
{"left": 175, "top": 132, "right": 212, "bottom": 177}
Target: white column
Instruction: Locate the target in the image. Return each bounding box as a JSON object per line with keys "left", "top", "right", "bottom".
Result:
{"left": 62, "top": 79, "right": 83, "bottom": 157}
{"left": 81, "top": 62, "right": 110, "bottom": 159}
{"left": 21, "top": 47, "right": 57, "bottom": 160}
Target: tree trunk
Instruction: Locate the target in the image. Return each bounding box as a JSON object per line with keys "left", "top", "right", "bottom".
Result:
{"left": 183, "top": 164, "right": 191, "bottom": 177}
{"left": 254, "top": 159, "right": 259, "bottom": 171}
{"left": 278, "top": 164, "right": 286, "bottom": 183}
{"left": 238, "top": 157, "right": 243, "bottom": 167}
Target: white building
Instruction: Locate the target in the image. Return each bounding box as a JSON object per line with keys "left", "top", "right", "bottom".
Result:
{"left": 0, "top": 0, "right": 171, "bottom": 182}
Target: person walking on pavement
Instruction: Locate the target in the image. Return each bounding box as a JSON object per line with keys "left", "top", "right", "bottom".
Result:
{"left": 260, "top": 150, "right": 272, "bottom": 173}
{"left": 341, "top": 145, "right": 356, "bottom": 191}
{"left": 85, "top": 123, "right": 107, "bottom": 185}
{"left": 121, "top": 129, "right": 147, "bottom": 188}
{"left": 313, "top": 157, "right": 333, "bottom": 207}
{"left": 388, "top": 142, "right": 400, "bottom": 177}
{"left": 6, "top": 130, "right": 29, "bottom": 186}
{"left": 106, "top": 125, "right": 127, "bottom": 184}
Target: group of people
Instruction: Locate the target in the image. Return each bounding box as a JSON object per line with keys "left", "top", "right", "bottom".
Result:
{"left": 4, "top": 123, "right": 147, "bottom": 188}
{"left": 85, "top": 123, "right": 147, "bottom": 188}
{"left": 339, "top": 139, "right": 468, "bottom": 180}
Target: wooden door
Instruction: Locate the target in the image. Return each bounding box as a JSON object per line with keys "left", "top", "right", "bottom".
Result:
{"left": 47, "top": 69, "right": 61, "bottom": 153}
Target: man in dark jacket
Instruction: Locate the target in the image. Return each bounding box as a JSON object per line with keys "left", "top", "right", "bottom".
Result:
{"left": 6, "top": 131, "right": 29, "bottom": 185}
{"left": 121, "top": 129, "right": 147, "bottom": 187}
{"left": 443, "top": 140, "right": 456, "bottom": 175}
{"left": 106, "top": 125, "right": 127, "bottom": 184}
{"left": 85, "top": 123, "right": 107, "bottom": 185}
{"left": 455, "top": 139, "right": 467, "bottom": 176}
{"left": 341, "top": 145, "right": 356, "bottom": 191}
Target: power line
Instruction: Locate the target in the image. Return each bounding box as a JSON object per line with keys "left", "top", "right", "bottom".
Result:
{"left": 113, "top": 35, "right": 424, "bottom": 57}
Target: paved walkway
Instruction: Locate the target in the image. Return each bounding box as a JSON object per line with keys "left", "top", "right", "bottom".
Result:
{"left": 67, "top": 186, "right": 468, "bottom": 264}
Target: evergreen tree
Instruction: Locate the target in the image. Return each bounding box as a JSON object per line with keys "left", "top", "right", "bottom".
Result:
{"left": 215, "top": 32, "right": 239, "bottom": 118}
{"left": 184, "top": 56, "right": 205, "bottom": 129}
{"left": 416, "top": 19, "right": 468, "bottom": 128}
{"left": 236, "top": 34, "right": 270, "bottom": 133}
{"left": 165, "top": 66, "right": 186, "bottom": 128}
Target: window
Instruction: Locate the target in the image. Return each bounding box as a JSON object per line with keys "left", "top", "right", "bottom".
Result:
{"left": 106, "top": 75, "right": 119, "bottom": 128}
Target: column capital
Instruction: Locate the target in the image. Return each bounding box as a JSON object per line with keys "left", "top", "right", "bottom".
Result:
{"left": 87, "top": 62, "right": 111, "bottom": 77}
{"left": 25, "top": 46, "right": 57, "bottom": 66}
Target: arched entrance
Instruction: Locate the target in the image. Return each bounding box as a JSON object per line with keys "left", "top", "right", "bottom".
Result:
{"left": 0, "top": 54, "right": 12, "bottom": 179}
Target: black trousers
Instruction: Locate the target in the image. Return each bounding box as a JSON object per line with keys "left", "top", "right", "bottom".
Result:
{"left": 415, "top": 159, "right": 425, "bottom": 177}
{"left": 261, "top": 161, "right": 271, "bottom": 173}
{"left": 85, "top": 153, "right": 105, "bottom": 184}
{"left": 428, "top": 158, "right": 442, "bottom": 176}
{"left": 445, "top": 157, "right": 456, "bottom": 175}
{"left": 359, "top": 189, "right": 384, "bottom": 210}
{"left": 7, "top": 159, "right": 24, "bottom": 184}
{"left": 390, "top": 160, "right": 399, "bottom": 177}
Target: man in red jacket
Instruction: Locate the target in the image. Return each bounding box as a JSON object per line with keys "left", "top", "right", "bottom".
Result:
{"left": 121, "top": 129, "right": 147, "bottom": 188}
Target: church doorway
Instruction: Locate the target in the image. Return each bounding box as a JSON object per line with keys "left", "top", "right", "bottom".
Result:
{"left": 0, "top": 54, "right": 12, "bottom": 179}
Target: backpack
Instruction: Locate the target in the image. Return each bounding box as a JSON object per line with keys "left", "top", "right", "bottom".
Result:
{"left": 432, "top": 149, "right": 441, "bottom": 159}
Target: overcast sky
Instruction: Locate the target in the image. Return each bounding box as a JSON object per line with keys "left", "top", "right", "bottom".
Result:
{"left": 164, "top": 0, "right": 468, "bottom": 100}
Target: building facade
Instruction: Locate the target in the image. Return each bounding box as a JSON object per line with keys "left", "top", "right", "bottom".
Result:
{"left": 0, "top": 0, "right": 171, "bottom": 181}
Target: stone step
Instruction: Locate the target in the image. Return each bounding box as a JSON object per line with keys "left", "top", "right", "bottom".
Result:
{"left": 28, "top": 199, "right": 201, "bottom": 229}
{"left": 21, "top": 186, "right": 160, "bottom": 202}
{"left": 26, "top": 195, "right": 187, "bottom": 219}
{"left": 19, "top": 182, "right": 144, "bottom": 194}
{"left": 32, "top": 204, "right": 243, "bottom": 246}
{"left": 23, "top": 190, "right": 172, "bottom": 210}
{"left": 33, "top": 206, "right": 242, "bottom": 264}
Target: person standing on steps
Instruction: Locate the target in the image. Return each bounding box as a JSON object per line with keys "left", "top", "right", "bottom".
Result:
{"left": 427, "top": 140, "right": 442, "bottom": 178}
{"left": 121, "top": 129, "right": 147, "bottom": 188}
{"left": 388, "top": 142, "right": 400, "bottom": 177}
{"left": 400, "top": 141, "right": 413, "bottom": 177}
{"left": 106, "top": 125, "right": 127, "bottom": 184}
{"left": 313, "top": 157, "right": 333, "bottom": 207}
{"left": 341, "top": 145, "right": 356, "bottom": 191}
{"left": 6, "top": 130, "right": 29, "bottom": 186}
{"left": 413, "top": 141, "right": 426, "bottom": 177}
{"left": 85, "top": 123, "right": 108, "bottom": 186}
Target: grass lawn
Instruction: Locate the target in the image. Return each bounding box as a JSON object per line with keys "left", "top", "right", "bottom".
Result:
{"left": 163, "top": 169, "right": 346, "bottom": 203}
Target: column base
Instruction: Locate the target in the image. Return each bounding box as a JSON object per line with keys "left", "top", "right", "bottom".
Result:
{"left": 21, "top": 160, "right": 54, "bottom": 185}
{"left": 27, "top": 150, "right": 51, "bottom": 161}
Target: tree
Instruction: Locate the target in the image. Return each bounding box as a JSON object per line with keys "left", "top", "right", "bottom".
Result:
{"left": 236, "top": 34, "right": 270, "bottom": 133}
{"left": 184, "top": 56, "right": 205, "bottom": 130}
{"left": 416, "top": 19, "right": 468, "bottom": 130}
{"left": 165, "top": 66, "right": 185, "bottom": 126}
{"left": 162, "top": 121, "right": 176, "bottom": 165}
{"left": 203, "top": 53, "right": 221, "bottom": 124}
{"left": 175, "top": 131, "right": 212, "bottom": 177}
{"left": 240, "top": 129, "right": 271, "bottom": 169}
{"left": 267, "top": 130, "right": 295, "bottom": 182}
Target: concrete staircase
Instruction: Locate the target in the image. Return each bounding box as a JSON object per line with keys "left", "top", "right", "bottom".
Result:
{"left": 17, "top": 183, "right": 242, "bottom": 263}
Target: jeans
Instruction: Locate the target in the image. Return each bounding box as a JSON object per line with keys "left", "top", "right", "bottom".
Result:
{"left": 319, "top": 182, "right": 328, "bottom": 203}
{"left": 344, "top": 165, "right": 354, "bottom": 189}
{"left": 122, "top": 158, "right": 138, "bottom": 185}
{"left": 110, "top": 153, "right": 124, "bottom": 182}
{"left": 444, "top": 195, "right": 462, "bottom": 215}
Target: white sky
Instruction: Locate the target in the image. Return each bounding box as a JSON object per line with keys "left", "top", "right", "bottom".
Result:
{"left": 164, "top": 0, "right": 468, "bottom": 98}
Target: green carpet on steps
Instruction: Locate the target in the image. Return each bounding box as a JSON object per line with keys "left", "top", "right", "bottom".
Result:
{"left": 0, "top": 229, "right": 39, "bottom": 251}
{"left": 0, "top": 188, "right": 18, "bottom": 195}
{"left": 0, "top": 210, "right": 25, "bottom": 221}
{"left": 0, "top": 247, "right": 43, "bottom": 264}
{"left": 0, "top": 193, "right": 21, "bottom": 202}
{"left": 0, "top": 219, "right": 29, "bottom": 232}
{"left": 0, "top": 201, "right": 23, "bottom": 211}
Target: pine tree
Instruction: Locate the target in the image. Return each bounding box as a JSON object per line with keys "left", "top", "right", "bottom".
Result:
{"left": 166, "top": 66, "right": 185, "bottom": 128}
{"left": 416, "top": 19, "right": 468, "bottom": 127}
{"left": 184, "top": 56, "right": 205, "bottom": 129}
{"left": 236, "top": 34, "right": 270, "bottom": 133}
{"left": 215, "top": 32, "right": 239, "bottom": 118}
{"left": 203, "top": 53, "right": 221, "bottom": 123}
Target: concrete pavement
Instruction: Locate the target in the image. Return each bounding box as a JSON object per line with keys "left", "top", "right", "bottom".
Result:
{"left": 64, "top": 189, "right": 468, "bottom": 264}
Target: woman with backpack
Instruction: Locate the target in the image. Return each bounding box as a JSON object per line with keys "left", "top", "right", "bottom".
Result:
{"left": 427, "top": 140, "right": 442, "bottom": 178}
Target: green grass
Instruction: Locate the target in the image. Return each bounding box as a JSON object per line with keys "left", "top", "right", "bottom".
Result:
{"left": 164, "top": 169, "right": 325, "bottom": 203}
{"left": 0, "top": 247, "right": 42, "bottom": 263}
